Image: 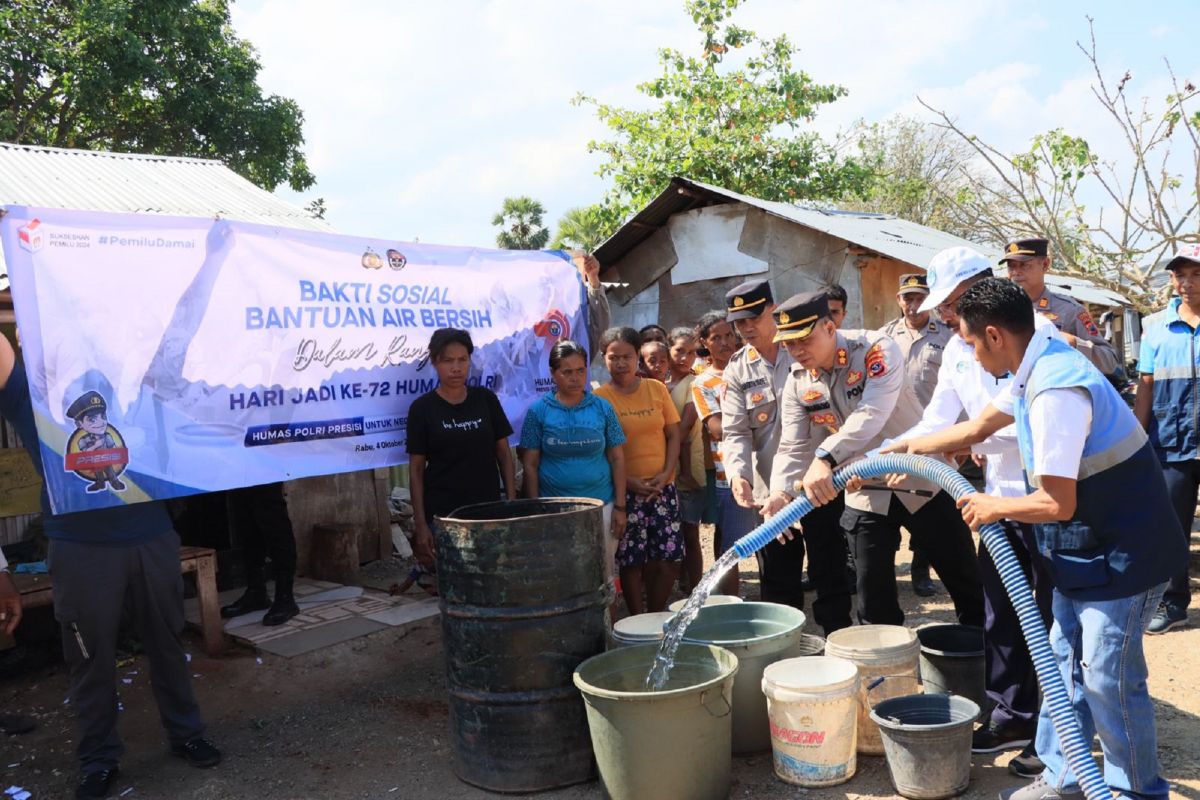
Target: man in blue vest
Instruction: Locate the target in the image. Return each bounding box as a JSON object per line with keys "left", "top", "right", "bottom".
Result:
{"left": 1134, "top": 244, "right": 1200, "bottom": 634}
{"left": 888, "top": 278, "right": 1181, "bottom": 800}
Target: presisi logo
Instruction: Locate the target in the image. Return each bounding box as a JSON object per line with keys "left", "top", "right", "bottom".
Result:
{"left": 533, "top": 309, "right": 570, "bottom": 344}
{"left": 18, "top": 219, "right": 43, "bottom": 253}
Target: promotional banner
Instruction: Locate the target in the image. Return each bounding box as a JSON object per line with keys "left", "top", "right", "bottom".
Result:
{"left": 1, "top": 206, "right": 587, "bottom": 515}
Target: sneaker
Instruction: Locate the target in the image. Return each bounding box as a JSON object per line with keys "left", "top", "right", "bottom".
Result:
{"left": 1008, "top": 741, "right": 1045, "bottom": 778}
{"left": 998, "top": 775, "right": 1083, "bottom": 800}
{"left": 76, "top": 767, "right": 119, "bottom": 799}
{"left": 171, "top": 736, "right": 222, "bottom": 768}
{"left": 972, "top": 720, "right": 1034, "bottom": 753}
{"left": 1146, "top": 603, "right": 1187, "bottom": 635}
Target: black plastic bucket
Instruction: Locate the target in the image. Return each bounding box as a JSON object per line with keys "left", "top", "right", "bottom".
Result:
{"left": 916, "top": 624, "right": 985, "bottom": 718}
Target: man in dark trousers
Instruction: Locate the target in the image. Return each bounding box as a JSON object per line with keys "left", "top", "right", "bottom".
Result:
{"left": 220, "top": 483, "right": 300, "bottom": 626}
{"left": 0, "top": 332, "right": 219, "bottom": 799}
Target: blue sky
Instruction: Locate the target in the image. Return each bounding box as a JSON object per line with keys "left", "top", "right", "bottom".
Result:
{"left": 229, "top": 0, "right": 1199, "bottom": 249}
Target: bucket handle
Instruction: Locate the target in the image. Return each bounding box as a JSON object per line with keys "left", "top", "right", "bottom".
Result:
{"left": 864, "top": 673, "right": 954, "bottom": 712}
{"left": 700, "top": 688, "right": 733, "bottom": 719}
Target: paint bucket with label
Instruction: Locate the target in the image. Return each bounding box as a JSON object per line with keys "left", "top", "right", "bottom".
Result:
{"left": 761, "top": 656, "right": 859, "bottom": 787}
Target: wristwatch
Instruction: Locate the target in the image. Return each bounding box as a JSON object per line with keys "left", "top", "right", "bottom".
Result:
{"left": 815, "top": 449, "right": 837, "bottom": 468}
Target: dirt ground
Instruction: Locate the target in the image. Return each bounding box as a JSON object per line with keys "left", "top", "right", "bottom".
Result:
{"left": 2, "top": 530, "right": 1199, "bottom": 800}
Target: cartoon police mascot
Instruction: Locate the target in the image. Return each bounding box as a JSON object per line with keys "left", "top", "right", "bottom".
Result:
{"left": 65, "top": 391, "right": 128, "bottom": 493}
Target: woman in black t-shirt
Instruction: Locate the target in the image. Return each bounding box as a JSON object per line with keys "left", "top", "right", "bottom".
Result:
{"left": 407, "top": 328, "right": 516, "bottom": 565}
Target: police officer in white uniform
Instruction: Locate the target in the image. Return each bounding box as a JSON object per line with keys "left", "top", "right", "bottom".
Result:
{"left": 719, "top": 279, "right": 808, "bottom": 616}
{"left": 763, "top": 290, "right": 984, "bottom": 628}
{"left": 1000, "top": 238, "right": 1119, "bottom": 374}
{"left": 881, "top": 272, "right": 955, "bottom": 597}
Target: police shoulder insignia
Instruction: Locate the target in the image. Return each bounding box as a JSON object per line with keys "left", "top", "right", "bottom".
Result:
{"left": 845, "top": 370, "right": 863, "bottom": 386}
{"left": 746, "top": 346, "right": 760, "bottom": 362}
{"left": 802, "top": 389, "right": 824, "bottom": 402}
{"left": 836, "top": 348, "right": 848, "bottom": 367}
{"left": 1038, "top": 297, "right": 1049, "bottom": 309}
{"left": 809, "top": 368, "right": 820, "bottom": 380}
{"left": 865, "top": 344, "right": 888, "bottom": 377}
{"left": 1078, "top": 311, "right": 1100, "bottom": 336}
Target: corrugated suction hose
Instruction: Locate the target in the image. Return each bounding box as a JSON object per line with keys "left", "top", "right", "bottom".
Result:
{"left": 732, "top": 453, "right": 1110, "bottom": 800}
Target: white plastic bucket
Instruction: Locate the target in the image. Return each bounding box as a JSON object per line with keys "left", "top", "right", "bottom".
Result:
{"left": 610, "top": 612, "right": 676, "bottom": 649}
{"left": 761, "top": 656, "right": 859, "bottom": 787}
{"left": 825, "top": 625, "right": 921, "bottom": 755}
{"left": 668, "top": 594, "right": 744, "bottom": 612}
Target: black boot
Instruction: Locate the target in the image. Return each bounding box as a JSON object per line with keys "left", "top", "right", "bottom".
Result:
{"left": 262, "top": 574, "right": 299, "bottom": 627}
{"left": 220, "top": 567, "right": 271, "bottom": 619}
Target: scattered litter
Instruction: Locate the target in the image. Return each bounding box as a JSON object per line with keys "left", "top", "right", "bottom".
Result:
{"left": 388, "top": 788, "right": 398, "bottom": 793}
{"left": 185, "top": 653, "right": 192, "bottom": 663}
{"left": 120, "top": 788, "right": 134, "bottom": 796}
{"left": 4, "top": 787, "right": 31, "bottom": 800}
{"left": 5, "top": 764, "right": 17, "bottom": 768}
{"left": 126, "top": 670, "right": 138, "bottom": 676}
{"left": 193, "top": 674, "right": 201, "bottom": 679}
{"left": 121, "top": 679, "right": 132, "bottom": 685}
{"left": 62, "top": 697, "right": 70, "bottom": 706}
{"left": 255, "top": 657, "right": 263, "bottom": 665}
{"left": 117, "top": 703, "right": 124, "bottom": 712}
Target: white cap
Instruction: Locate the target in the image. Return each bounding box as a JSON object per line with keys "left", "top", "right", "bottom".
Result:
{"left": 919, "top": 246, "right": 993, "bottom": 313}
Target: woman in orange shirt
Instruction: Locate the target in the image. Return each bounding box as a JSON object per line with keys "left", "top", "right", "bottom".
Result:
{"left": 595, "top": 327, "right": 682, "bottom": 614}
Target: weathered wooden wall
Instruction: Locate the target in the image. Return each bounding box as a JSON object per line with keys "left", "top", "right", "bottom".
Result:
{"left": 285, "top": 468, "right": 391, "bottom": 575}
{"left": 605, "top": 203, "right": 917, "bottom": 333}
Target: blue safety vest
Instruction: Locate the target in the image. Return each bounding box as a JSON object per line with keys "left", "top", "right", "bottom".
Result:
{"left": 1014, "top": 339, "right": 1184, "bottom": 600}
{"left": 1138, "top": 297, "right": 1200, "bottom": 462}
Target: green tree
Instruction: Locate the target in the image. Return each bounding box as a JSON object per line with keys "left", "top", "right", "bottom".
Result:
{"left": 575, "top": 0, "right": 872, "bottom": 227}
{"left": 492, "top": 196, "right": 550, "bottom": 250}
{"left": 0, "top": 0, "right": 314, "bottom": 191}
{"left": 551, "top": 205, "right": 608, "bottom": 251}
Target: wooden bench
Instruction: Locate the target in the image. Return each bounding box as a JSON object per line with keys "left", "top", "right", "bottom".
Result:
{"left": 13, "top": 545, "right": 225, "bottom": 656}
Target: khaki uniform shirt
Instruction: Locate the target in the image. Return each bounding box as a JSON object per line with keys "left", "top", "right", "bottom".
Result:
{"left": 769, "top": 330, "right": 938, "bottom": 514}
{"left": 719, "top": 343, "right": 794, "bottom": 503}
{"left": 1031, "top": 288, "right": 1119, "bottom": 374}
{"left": 880, "top": 316, "right": 954, "bottom": 408}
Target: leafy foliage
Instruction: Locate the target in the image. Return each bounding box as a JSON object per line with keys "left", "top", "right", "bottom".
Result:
{"left": 922, "top": 19, "right": 1200, "bottom": 310}
{"left": 551, "top": 205, "right": 608, "bottom": 251}
{"left": 574, "top": 0, "right": 871, "bottom": 229}
{"left": 0, "top": 0, "right": 314, "bottom": 191}
{"left": 492, "top": 196, "right": 550, "bottom": 250}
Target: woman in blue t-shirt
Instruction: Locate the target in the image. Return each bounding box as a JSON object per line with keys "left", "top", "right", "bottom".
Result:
{"left": 520, "top": 340, "right": 627, "bottom": 582}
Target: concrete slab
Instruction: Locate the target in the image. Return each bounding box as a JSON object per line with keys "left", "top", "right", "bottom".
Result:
{"left": 365, "top": 598, "right": 440, "bottom": 627}
{"left": 254, "top": 616, "right": 388, "bottom": 658}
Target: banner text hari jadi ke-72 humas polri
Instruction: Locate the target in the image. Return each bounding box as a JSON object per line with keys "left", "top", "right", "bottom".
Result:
{"left": 1, "top": 206, "right": 587, "bottom": 514}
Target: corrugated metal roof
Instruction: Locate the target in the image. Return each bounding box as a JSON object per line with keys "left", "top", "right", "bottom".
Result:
{"left": 0, "top": 142, "right": 331, "bottom": 232}
{"left": 595, "top": 176, "right": 1131, "bottom": 307}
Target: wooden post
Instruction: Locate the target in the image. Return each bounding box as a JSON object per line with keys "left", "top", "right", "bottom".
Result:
{"left": 308, "top": 523, "right": 360, "bottom": 586}
{"left": 193, "top": 553, "right": 225, "bottom": 656}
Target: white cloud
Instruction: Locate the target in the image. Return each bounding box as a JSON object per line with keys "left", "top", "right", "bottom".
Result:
{"left": 229, "top": 0, "right": 1198, "bottom": 249}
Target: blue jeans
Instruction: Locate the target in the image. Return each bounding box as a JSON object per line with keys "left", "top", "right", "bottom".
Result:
{"left": 1036, "top": 582, "right": 1169, "bottom": 798}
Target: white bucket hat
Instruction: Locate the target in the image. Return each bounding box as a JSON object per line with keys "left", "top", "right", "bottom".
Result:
{"left": 919, "top": 247, "right": 994, "bottom": 313}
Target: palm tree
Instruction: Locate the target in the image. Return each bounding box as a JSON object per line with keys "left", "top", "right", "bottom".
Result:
{"left": 551, "top": 205, "right": 609, "bottom": 251}
{"left": 492, "top": 196, "right": 550, "bottom": 250}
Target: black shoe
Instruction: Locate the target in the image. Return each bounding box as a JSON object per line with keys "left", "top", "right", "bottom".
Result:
{"left": 1009, "top": 740, "right": 1046, "bottom": 778}
{"left": 171, "top": 736, "right": 222, "bottom": 768}
{"left": 85, "top": 480, "right": 107, "bottom": 493}
{"left": 109, "top": 478, "right": 126, "bottom": 491}
{"left": 262, "top": 595, "right": 299, "bottom": 627}
{"left": 913, "top": 578, "right": 938, "bottom": 597}
{"left": 220, "top": 587, "right": 271, "bottom": 619}
{"left": 972, "top": 720, "right": 1034, "bottom": 753}
{"left": 0, "top": 712, "right": 36, "bottom": 735}
{"left": 76, "top": 767, "right": 119, "bottom": 799}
